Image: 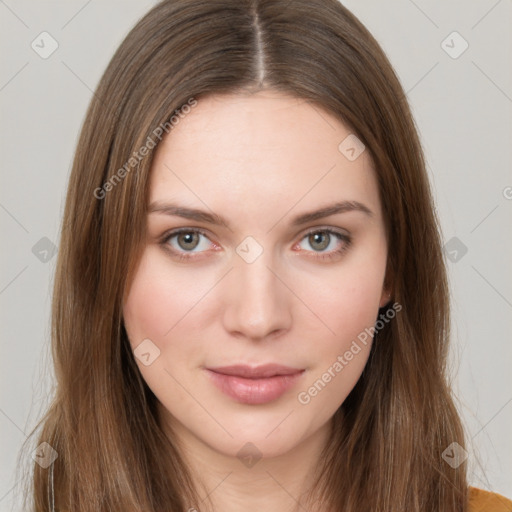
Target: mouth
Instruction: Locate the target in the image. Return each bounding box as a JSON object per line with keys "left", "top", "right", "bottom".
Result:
{"left": 207, "top": 364, "right": 304, "bottom": 379}
{"left": 204, "top": 364, "right": 305, "bottom": 405}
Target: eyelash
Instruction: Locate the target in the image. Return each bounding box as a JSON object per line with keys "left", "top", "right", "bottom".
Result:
{"left": 159, "top": 227, "right": 352, "bottom": 262}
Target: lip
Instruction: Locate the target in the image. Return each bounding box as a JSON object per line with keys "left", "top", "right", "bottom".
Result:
{"left": 205, "top": 364, "right": 305, "bottom": 405}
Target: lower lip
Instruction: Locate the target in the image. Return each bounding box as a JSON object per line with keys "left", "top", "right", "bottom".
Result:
{"left": 205, "top": 369, "right": 305, "bottom": 405}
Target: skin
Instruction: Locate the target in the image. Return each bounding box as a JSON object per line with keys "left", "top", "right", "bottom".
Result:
{"left": 122, "top": 90, "right": 390, "bottom": 512}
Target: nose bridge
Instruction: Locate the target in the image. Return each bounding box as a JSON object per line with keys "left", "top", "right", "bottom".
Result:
{"left": 222, "top": 239, "right": 291, "bottom": 339}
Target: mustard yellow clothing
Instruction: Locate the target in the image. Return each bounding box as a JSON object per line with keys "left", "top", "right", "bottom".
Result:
{"left": 469, "top": 486, "right": 512, "bottom": 511}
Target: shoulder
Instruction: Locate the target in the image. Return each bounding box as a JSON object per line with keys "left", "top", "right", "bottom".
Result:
{"left": 469, "top": 486, "right": 512, "bottom": 512}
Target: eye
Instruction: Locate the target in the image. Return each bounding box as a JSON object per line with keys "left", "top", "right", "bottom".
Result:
{"left": 295, "top": 228, "right": 351, "bottom": 260}
{"left": 160, "top": 228, "right": 215, "bottom": 259}
{"left": 159, "top": 227, "right": 351, "bottom": 261}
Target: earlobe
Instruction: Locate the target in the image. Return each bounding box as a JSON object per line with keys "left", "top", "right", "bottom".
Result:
{"left": 379, "top": 289, "right": 392, "bottom": 309}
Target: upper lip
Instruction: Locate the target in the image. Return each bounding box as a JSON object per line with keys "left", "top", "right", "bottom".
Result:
{"left": 206, "top": 364, "right": 304, "bottom": 379}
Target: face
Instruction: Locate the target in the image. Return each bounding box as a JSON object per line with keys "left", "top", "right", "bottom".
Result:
{"left": 123, "top": 90, "right": 389, "bottom": 461}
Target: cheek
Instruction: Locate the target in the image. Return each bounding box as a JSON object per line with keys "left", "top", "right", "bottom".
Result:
{"left": 295, "top": 267, "right": 384, "bottom": 414}
{"left": 301, "top": 273, "right": 380, "bottom": 381}
{"left": 123, "top": 261, "right": 168, "bottom": 346}
{"left": 302, "top": 247, "right": 387, "bottom": 345}
{"left": 123, "top": 247, "right": 206, "bottom": 345}
{"left": 122, "top": 249, "right": 204, "bottom": 405}
{"left": 294, "top": 238, "right": 387, "bottom": 411}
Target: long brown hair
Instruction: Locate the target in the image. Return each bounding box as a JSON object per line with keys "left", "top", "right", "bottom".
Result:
{"left": 17, "top": 0, "right": 469, "bottom": 510}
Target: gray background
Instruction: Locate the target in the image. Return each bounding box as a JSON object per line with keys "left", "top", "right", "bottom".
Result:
{"left": 1, "top": 0, "right": 511, "bottom": 509}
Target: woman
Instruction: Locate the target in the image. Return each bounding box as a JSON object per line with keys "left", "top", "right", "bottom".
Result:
{"left": 18, "top": 0, "right": 511, "bottom": 510}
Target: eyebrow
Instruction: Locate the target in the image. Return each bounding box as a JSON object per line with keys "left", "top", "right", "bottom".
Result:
{"left": 148, "top": 200, "right": 373, "bottom": 228}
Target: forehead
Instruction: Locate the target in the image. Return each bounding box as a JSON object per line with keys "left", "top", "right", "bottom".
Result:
{"left": 148, "top": 90, "right": 380, "bottom": 221}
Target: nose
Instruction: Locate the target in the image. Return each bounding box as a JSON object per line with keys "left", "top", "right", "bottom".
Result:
{"left": 221, "top": 249, "right": 293, "bottom": 341}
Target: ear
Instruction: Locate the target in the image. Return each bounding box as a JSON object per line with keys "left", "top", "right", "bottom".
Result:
{"left": 379, "top": 263, "right": 393, "bottom": 308}
{"left": 379, "top": 287, "right": 392, "bottom": 309}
